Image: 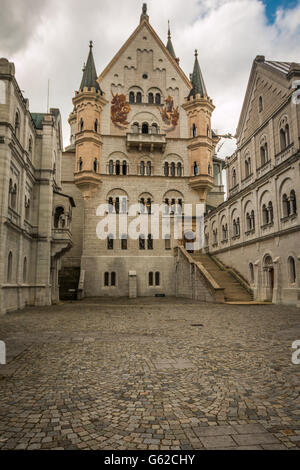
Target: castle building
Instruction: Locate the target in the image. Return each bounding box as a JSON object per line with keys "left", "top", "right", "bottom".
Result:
{"left": 0, "top": 58, "right": 74, "bottom": 314}
{"left": 60, "top": 5, "right": 225, "bottom": 299}
{"left": 204, "top": 56, "right": 300, "bottom": 307}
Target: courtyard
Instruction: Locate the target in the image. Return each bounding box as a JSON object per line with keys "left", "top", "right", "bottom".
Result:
{"left": 0, "top": 298, "right": 300, "bottom": 450}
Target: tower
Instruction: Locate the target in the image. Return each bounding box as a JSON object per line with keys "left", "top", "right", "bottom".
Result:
{"left": 72, "top": 41, "right": 108, "bottom": 199}
{"left": 183, "top": 50, "right": 217, "bottom": 202}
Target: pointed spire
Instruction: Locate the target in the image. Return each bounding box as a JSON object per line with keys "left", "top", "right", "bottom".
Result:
{"left": 166, "top": 20, "right": 177, "bottom": 59}
{"left": 79, "top": 41, "right": 102, "bottom": 93}
{"left": 188, "top": 49, "right": 207, "bottom": 99}
{"left": 140, "top": 3, "right": 149, "bottom": 22}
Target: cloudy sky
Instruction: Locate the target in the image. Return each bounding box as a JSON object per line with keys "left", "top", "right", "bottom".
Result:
{"left": 0, "top": 0, "right": 300, "bottom": 158}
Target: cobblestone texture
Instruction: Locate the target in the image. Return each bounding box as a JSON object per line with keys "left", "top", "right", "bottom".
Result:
{"left": 0, "top": 298, "right": 300, "bottom": 450}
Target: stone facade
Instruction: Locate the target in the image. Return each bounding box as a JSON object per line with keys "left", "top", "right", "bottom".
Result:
{"left": 204, "top": 56, "right": 300, "bottom": 307}
{"left": 61, "top": 8, "right": 224, "bottom": 299}
{"left": 0, "top": 58, "right": 73, "bottom": 314}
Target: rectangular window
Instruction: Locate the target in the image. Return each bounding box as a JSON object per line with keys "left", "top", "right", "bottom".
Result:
{"left": 155, "top": 272, "right": 160, "bottom": 286}
{"left": 165, "top": 236, "right": 171, "bottom": 250}
{"left": 104, "top": 272, "right": 109, "bottom": 287}
{"left": 111, "top": 272, "right": 116, "bottom": 286}
{"left": 121, "top": 237, "right": 128, "bottom": 250}
{"left": 149, "top": 272, "right": 154, "bottom": 286}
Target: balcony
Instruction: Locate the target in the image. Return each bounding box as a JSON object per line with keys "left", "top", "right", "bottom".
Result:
{"left": 228, "top": 184, "right": 240, "bottom": 198}
{"left": 126, "top": 132, "right": 166, "bottom": 152}
{"left": 241, "top": 173, "right": 254, "bottom": 189}
{"left": 51, "top": 228, "right": 72, "bottom": 257}
{"left": 275, "top": 143, "right": 295, "bottom": 166}
{"left": 256, "top": 160, "right": 272, "bottom": 179}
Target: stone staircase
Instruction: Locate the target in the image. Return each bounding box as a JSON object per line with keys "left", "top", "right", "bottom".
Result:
{"left": 191, "top": 253, "right": 253, "bottom": 302}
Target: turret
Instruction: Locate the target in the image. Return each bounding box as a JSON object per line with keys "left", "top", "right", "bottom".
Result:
{"left": 166, "top": 21, "right": 179, "bottom": 64}
{"left": 182, "top": 50, "right": 215, "bottom": 203}
{"left": 72, "top": 41, "right": 108, "bottom": 199}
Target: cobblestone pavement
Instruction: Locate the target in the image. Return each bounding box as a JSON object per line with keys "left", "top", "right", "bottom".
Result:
{"left": 0, "top": 298, "right": 300, "bottom": 450}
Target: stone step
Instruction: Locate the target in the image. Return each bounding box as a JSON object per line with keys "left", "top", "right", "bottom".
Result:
{"left": 191, "top": 253, "right": 252, "bottom": 301}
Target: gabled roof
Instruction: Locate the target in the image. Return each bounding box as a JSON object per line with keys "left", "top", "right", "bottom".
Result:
{"left": 188, "top": 50, "right": 207, "bottom": 99}
{"left": 80, "top": 41, "right": 102, "bottom": 93}
{"left": 235, "top": 56, "right": 298, "bottom": 139}
{"left": 98, "top": 17, "right": 191, "bottom": 89}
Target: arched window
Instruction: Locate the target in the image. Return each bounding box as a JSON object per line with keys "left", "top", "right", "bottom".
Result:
{"left": 245, "top": 158, "right": 250, "bottom": 177}
{"left": 79, "top": 118, "right": 84, "bottom": 132}
{"left": 192, "top": 123, "right": 197, "bottom": 138}
{"left": 170, "top": 162, "right": 175, "bottom": 177}
{"left": 268, "top": 202, "right": 274, "bottom": 223}
{"left": 259, "top": 96, "right": 263, "bottom": 113}
{"left": 232, "top": 168, "right": 237, "bottom": 187}
{"left": 54, "top": 206, "right": 64, "bottom": 228}
{"left": 15, "top": 111, "right": 20, "bottom": 138}
{"left": 249, "top": 263, "right": 254, "bottom": 283}
{"left": 164, "top": 162, "right": 169, "bottom": 176}
{"left": 107, "top": 234, "right": 114, "bottom": 250}
{"left": 28, "top": 136, "right": 33, "bottom": 158}
{"left": 94, "top": 119, "right": 99, "bottom": 133}
{"left": 79, "top": 158, "right": 83, "bottom": 171}
{"left": 148, "top": 93, "right": 154, "bottom": 104}
{"left": 151, "top": 123, "right": 158, "bottom": 134}
{"left": 115, "top": 160, "right": 120, "bottom": 175}
{"left": 149, "top": 272, "right": 154, "bottom": 286}
{"left": 25, "top": 196, "right": 30, "bottom": 220}
{"left": 121, "top": 234, "right": 128, "bottom": 250}
{"left": 7, "top": 252, "right": 13, "bottom": 283}
{"left": 251, "top": 210, "right": 255, "bottom": 229}
{"left": 108, "top": 197, "right": 113, "bottom": 213}
{"left": 93, "top": 159, "right": 98, "bottom": 173}
{"left": 104, "top": 272, "right": 109, "bottom": 286}
{"left": 129, "top": 92, "right": 135, "bottom": 103}
{"left": 121, "top": 197, "right": 127, "bottom": 214}
{"left": 285, "top": 124, "right": 290, "bottom": 146}
{"left": 132, "top": 122, "right": 139, "bottom": 134}
{"left": 155, "top": 93, "right": 161, "bottom": 105}
{"left": 290, "top": 190, "right": 297, "bottom": 214}
{"left": 155, "top": 272, "right": 160, "bottom": 286}
{"left": 288, "top": 256, "right": 296, "bottom": 284}
{"left": 164, "top": 235, "right": 171, "bottom": 250}
{"left": 262, "top": 204, "right": 269, "bottom": 225}
{"left": 147, "top": 161, "right": 151, "bottom": 176}
{"left": 194, "top": 162, "right": 199, "bottom": 176}
{"left": 140, "top": 197, "right": 145, "bottom": 213}
{"left": 11, "top": 183, "right": 17, "bottom": 209}
{"left": 142, "top": 123, "right": 149, "bottom": 134}
{"left": 282, "top": 194, "right": 290, "bottom": 217}
{"left": 111, "top": 272, "right": 116, "bottom": 286}
{"left": 260, "top": 143, "right": 268, "bottom": 165}
{"left": 147, "top": 234, "right": 153, "bottom": 250}
{"left": 23, "top": 257, "right": 27, "bottom": 283}
{"left": 139, "top": 234, "right": 145, "bottom": 250}
{"left": 146, "top": 198, "right": 152, "bottom": 214}
{"left": 122, "top": 160, "right": 127, "bottom": 175}
{"left": 236, "top": 218, "right": 240, "bottom": 236}
{"left": 136, "top": 92, "right": 142, "bottom": 103}
{"left": 177, "top": 162, "right": 182, "bottom": 177}
{"left": 246, "top": 213, "right": 251, "bottom": 231}
{"left": 115, "top": 197, "right": 120, "bottom": 214}
{"left": 140, "top": 161, "right": 145, "bottom": 176}
{"left": 109, "top": 160, "right": 114, "bottom": 175}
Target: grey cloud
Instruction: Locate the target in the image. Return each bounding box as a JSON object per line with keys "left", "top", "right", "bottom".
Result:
{"left": 0, "top": 0, "right": 50, "bottom": 55}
